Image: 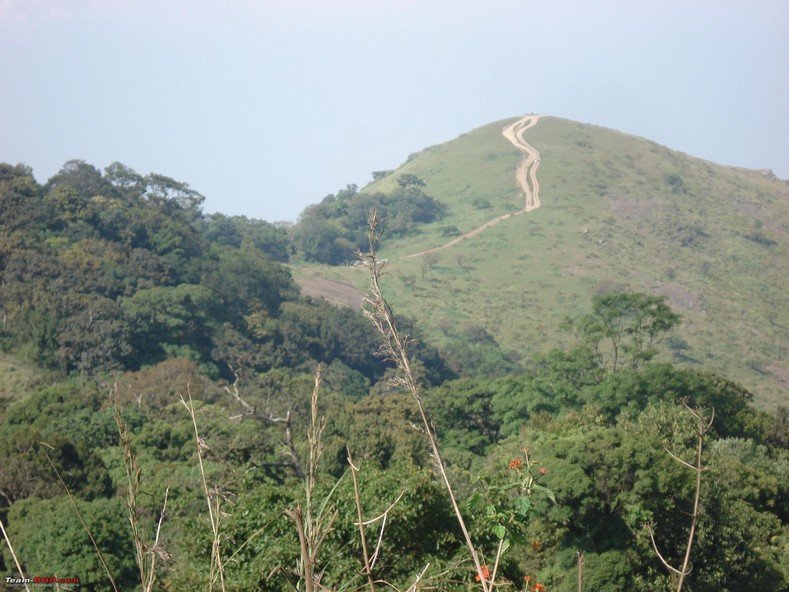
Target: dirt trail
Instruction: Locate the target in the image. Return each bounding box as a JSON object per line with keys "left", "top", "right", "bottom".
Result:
{"left": 403, "top": 115, "right": 541, "bottom": 259}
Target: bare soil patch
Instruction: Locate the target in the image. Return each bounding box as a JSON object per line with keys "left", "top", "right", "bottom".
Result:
{"left": 766, "top": 363, "right": 789, "bottom": 390}
{"left": 655, "top": 282, "right": 702, "bottom": 312}
{"left": 297, "top": 277, "right": 365, "bottom": 310}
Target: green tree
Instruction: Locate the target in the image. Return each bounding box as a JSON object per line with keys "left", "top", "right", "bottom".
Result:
{"left": 4, "top": 497, "right": 137, "bottom": 591}
{"left": 122, "top": 284, "right": 216, "bottom": 367}
{"left": 570, "top": 292, "right": 681, "bottom": 371}
{"left": 45, "top": 159, "right": 116, "bottom": 202}
{"left": 104, "top": 161, "right": 144, "bottom": 195}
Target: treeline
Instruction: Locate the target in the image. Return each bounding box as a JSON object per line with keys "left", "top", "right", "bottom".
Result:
{"left": 0, "top": 161, "right": 450, "bottom": 386}
{"left": 293, "top": 175, "right": 447, "bottom": 264}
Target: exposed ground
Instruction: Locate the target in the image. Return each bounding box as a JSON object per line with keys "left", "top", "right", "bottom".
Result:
{"left": 297, "top": 276, "right": 364, "bottom": 310}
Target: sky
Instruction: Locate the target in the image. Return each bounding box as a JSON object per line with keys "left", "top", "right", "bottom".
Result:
{"left": 1, "top": 0, "right": 787, "bottom": 222}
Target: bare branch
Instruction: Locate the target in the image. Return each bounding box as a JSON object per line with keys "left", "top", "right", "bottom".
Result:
{"left": 405, "top": 563, "right": 431, "bottom": 592}
{"left": 145, "top": 485, "right": 171, "bottom": 592}
{"left": 663, "top": 447, "right": 698, "bottom": 471}
{"left": 223, "top": 371, "right": 304, "bottom": 478}
{"left": 489, "top": 537, "right": 506, "bottom": 588}
{"left": 643, "top": 523, "right": 682, "bottom": 576}
{"left": 369, "top": 513, "right": 387, "bottom": 571}
{"left": 648, "top": 404, "right": 714, "bottom": 592}
{"left": 224, "top": 369, "right": 254, "bottom": 417}
{"left": 359, "top": 490, "right": 406, "bottom": 526}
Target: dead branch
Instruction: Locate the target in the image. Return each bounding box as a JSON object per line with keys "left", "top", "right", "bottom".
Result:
{"left": 223, "top": 367, "right": 304, "bottom": 478}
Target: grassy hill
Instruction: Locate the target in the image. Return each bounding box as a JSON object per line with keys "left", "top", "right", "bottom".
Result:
{"left": 292, "top": 116, "right": 788, "bottom": 410}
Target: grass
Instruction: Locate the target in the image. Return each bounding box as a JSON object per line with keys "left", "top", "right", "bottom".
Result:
{"left": 292, "top": 116, "right": 788, "bottom": 411}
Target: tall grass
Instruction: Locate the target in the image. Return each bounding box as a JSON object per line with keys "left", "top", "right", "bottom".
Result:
{"left": 181, "top": 384, "right": 227, "bottom": 592}
{"left": 114, "top": 385, "right": 170, "bottom": 592}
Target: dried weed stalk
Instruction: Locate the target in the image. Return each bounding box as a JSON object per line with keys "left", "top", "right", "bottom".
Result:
{"left": 359, "top": 209, "right": 490, "bottom": 591}
{"left": 347, "top": 448, "right": 375, "bottom": 592}
{"left": 181, "top": 384, "right": 227, "bottom": 592}
{"left": 114, "top": 385, "right": 170, "bottom": 592}
{"left": 283, "top": 366, "right": 341, "bottom": 592}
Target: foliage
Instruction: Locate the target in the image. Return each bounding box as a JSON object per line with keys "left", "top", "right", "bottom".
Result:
{"left": 566, "top": 292, "right": 681, "bottom": 372}
{"left": 201, "top": 213, "right": 292, "bottom": 261}
{"left": 0, "top": 160, "right": 426, "bottom": 386}
{"left": 3, "top": 496, "right": 137, "bottom": 591}
{"left": 293, "top": 182, "right": 447, "bottom": 264}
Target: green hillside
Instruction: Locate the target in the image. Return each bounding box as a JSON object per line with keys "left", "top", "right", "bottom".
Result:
{"left": 293, "top": 116, "right": 788, "bottom": 409}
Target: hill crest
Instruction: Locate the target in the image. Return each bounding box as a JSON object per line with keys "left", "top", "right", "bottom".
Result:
{"left": 293, "top": 114, "right": 788, "bottom": 409}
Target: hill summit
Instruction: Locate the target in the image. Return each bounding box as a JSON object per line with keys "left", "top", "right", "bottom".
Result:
{"left": 294, "top": 115, "right": 788, "bottom": 409}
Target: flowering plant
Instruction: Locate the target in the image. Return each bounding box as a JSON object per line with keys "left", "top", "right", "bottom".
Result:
{"left": 467, "top": 448, "right": 555, "bottom": 546}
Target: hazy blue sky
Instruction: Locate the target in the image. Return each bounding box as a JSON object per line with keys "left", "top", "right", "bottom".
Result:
{"left": 1, "top": 0, "right": 787, "bottom": 221}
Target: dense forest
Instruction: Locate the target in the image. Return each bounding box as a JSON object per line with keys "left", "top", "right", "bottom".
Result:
{"left": 0, "top": 161, "right": 786, "bottom": 591}
{"left": 0, "top": 161, "right": 452, "bottom": 384}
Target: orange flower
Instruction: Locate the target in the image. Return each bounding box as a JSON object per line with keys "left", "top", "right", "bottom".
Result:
{"left": 532, "top": 583, "right": 545, "bottom": 592}
{"left": 475, "top": 565, "right": 490, "bottom": 582}
{"left": 524, "top": 575, "right": 532, "bottom": 583}
{"left": 508, "top": 458, "right": 523, "bottom": 470}
{"left": 538, "top": 466, "right": 548, "bottom": 475}
{"left": 531, "top": 539, "right": 542, "bottom": 551}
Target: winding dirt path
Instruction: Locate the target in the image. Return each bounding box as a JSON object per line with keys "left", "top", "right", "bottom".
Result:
{"left": 402, "top": 115, "right": 542, "bottom": 259}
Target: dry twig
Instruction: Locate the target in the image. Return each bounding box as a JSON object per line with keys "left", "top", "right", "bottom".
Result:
{"left": 348, "top": 449, "right": 376, "bottom": 592}
{"left": 114, "top": 384, "right": 171, "bottom": 592}
{"left": 284, "top": 367, "right": 342, "bottom": 592}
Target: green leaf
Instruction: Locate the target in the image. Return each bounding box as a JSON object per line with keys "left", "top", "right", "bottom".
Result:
{"left": 467, "top": 492, "right": 482, "bottom": 510}
{"left": 493, "top": 523, "right": 507, "bottom": 540}
{"left": 532, "top": 483, "right": 556, "bottom": 504}
{"left": 513, "top": 496, "right": 532, "bottom": 517}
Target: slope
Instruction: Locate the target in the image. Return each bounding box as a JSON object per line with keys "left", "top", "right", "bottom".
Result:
{"left": 293, "top": 116, "right": 789, "bottom": 409}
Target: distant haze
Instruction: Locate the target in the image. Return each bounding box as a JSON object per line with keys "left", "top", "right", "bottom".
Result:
{"left": 1, "top": 0, "right": 787, "bottom": 222}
